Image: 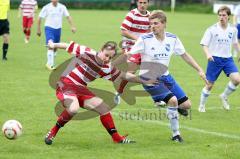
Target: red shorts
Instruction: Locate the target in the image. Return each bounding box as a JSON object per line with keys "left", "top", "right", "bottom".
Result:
{"left": 22, "top": 16, "right": 33, "bottom": 28}
{"left": 56, "top": 78, "right": 95, "bottom": 107}
{"left": 127, "top": 53, "right": 141, "bottom": 65}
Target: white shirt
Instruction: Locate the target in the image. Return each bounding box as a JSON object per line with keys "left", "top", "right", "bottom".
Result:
{"left": 130, "top": 32, "right": 185, "bottom": 78}
{"left": 39, "top": 2, "right": 69, "bottom": 29}
{"left": 200, "top": 23, "right": 238, "bottom": 58}
{"left": 234, "top": 5, "right": 240, "bottom": 24}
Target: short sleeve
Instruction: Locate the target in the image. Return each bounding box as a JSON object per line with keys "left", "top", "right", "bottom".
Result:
{"left": 39, "top": 6, "right": 47, "bottom": 18}
{"left": 200, "top": 28, "right": 212, "bottom": 47}
{"left": 66, "top": 41, "right": 95, "bottom": 57}
{"left": 173, "top": 37, "right": 186, "bottom": 55}
{"left": 63, "top": 6, "right": 70, "bottom": 17}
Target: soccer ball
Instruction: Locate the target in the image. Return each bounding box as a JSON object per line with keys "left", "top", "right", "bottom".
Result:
{"left": 2, "top": 120, "right": 23, "bottom": 140}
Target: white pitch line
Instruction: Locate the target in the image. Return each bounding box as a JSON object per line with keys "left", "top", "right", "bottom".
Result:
{"left": 112, "top": 112, "right": 240, "bottom": 140}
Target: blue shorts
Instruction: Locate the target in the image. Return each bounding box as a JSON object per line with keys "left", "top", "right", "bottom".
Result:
{"left": 45, "top": 26, "right": 61, "bottom": 44}
{"left": 206, "top": 56, "right": 239, "bottom": 83}
{"left": 236, "top": 24, "right": 240, "bottom": 39}
{"left": 142, "top": 74, "right": 188, "bottom": 104}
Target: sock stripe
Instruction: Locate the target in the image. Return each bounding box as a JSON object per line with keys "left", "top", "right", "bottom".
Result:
{"left": 227, "top": 85, "right": 236, "bottom": 91}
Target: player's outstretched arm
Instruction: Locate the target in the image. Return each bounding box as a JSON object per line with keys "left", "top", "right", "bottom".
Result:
{"left": 112, "top": 52, "right": 130, "bottom": 66}
{"left": 118, "top": 72, "right": 158, "bottom": 85}
{"left": 48, "top": 41, "right": 69, "bottom": 50}
{"left": 180, "top": 52, "right": 208, "bottom": 84}
{"left": 121, "top": 29, "right": 138, "bottom": 41}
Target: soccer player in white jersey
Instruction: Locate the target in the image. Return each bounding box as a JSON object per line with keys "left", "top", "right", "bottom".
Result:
{"left": 233, "top": 4, "right": 240, "bottom": 57}
{"left": 114, "top": 0, "right": 150, "bottom": 104}
{"left": 44, "top": 40, "right": 158, "bottom": 145}
{"left": 199, "top": 6, "right": 240, "bottom": 112}
{"left": 37, "top": 0, "right": 76, "bottom": 70}
{"left": 19, "top": 0, "right": 38, "bottom": 43}
{"left": 120, "top": 10, "right": 207, "bottom": 142}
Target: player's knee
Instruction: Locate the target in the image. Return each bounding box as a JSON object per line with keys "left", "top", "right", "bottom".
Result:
{"left": 3, "top": 35, "right": 9, "bottom": 43}
{"left": 231, "top": 78, "right": 240, "bottom": 86}
{"left": 180, "top": 100, "right": 191, "bottom": 109}
{"left": 64, "top": 97, "right": 79, "bottom": 114}
{"left": 167, "top": 96, "right": 178, "bottom": 106}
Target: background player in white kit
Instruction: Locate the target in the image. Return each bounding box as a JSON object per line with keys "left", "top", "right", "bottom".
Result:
{"left": 37, "top": 0, "right": 76, "bottom": 70}
{"left": 123, "top": 10, "right": 207, "bottom": 142}
{"left": 114, "top": 0, "right": 150, "bottom": 104}
{"left": 199, "top": 6, "right": 240, "bottom": 112}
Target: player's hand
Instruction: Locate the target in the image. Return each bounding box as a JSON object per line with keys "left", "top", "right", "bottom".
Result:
{"left": 207, "top": 55, "right": 214, "bottom": 61}
{"left": 48, "top": 41, "right": 55, "bottom": 49}
{"left": 37, "top": 30, "right": 41, "bottom": 37}
{"left": 142, "top": 79, "right": 159, "bottom": 86}
{"left": 198, "top": 70, "right": 208, "bottom": 85}
{"left": 71, "top": 27, "right": 76, "bottom": 33}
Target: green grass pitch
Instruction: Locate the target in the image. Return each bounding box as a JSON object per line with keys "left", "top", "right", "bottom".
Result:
{"left": 0, "top": 10, "right": 240, "bottom": 159}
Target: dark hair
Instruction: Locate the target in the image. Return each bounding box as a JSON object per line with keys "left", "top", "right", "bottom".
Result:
{"left": 217, "top": 6, "right": 231, "bottom": 16}
{"left": 101, "top": 41, "right": 118, "bottom": 55}
{"left": 149, "top": 10, "right": 167, "bottom": 23}
{"left": 137, "top": 0, "right": 150, "bottom": 2}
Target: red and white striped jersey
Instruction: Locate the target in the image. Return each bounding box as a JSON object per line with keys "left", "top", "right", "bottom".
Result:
{"left": 121, "top": 8, "right": 150, "bottom": 50}
{"left": 19, "top": 0, "right": 37, "bottom": 17}
{"left": 60, "top": 41, "right": 121, "bottom": 86}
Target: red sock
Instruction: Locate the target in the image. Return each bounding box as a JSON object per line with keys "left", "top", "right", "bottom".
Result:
{"left": 100, "top": 112, "right": 123, "bottom": 142}
{"left": 23, "top": 29, "right": 27, "bottom": 35}
{"left": 57, "top": 109, "right": 73, "bottom": 127}
{"left": 117, "top": 80, "right": 128, "bottom": 94}
{"left": 26, "top": 30, "right": 31, "bottom": 39}
{"left": 50, "top": 109, "right": 73, "bottom": 135}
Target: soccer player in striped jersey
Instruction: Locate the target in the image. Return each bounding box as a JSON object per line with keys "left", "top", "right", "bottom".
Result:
{"left": 119, "top": 10, "right": 207, "bottom": 142}
{"left": 199, "top": 6, "right": 240, "bottom": 112}
{"left": 37, "top": 0, "right": 76, "bottom": 71}
{"left": 18, "top": 0, "right": 38, "bottom": 43}
{"left": 44, "top": 40, "right": 158, "bottom": 145}
{"left": 114, "top": 0, "right": 150, "bottom": 105}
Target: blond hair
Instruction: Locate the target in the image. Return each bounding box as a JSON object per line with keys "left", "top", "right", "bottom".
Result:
{"left": 149, "top": 10, "right": 167, "bottom": 23}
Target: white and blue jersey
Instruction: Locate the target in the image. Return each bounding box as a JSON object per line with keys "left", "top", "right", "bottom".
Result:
{"left": 130, "top": 32, "right": 188, "bottom": 104}
{"left": 39, "top": 2, "right": 70, "bottom": 44}
{"left": 200, "top": 23, "right": 239, "bottom": 82}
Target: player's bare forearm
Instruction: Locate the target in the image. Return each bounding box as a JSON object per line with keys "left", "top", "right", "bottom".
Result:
{"left": 181, "top": 53, "right": 208, "bottom": 84}
{"left": 48, "top": 41, "right": 69, "bottom": 50}
{"left": 112, "top": 53, "right": 129, "bottom": 66}
{"left": 233, "top": 43, "right": 240, "bottom": 54}
{"left": 121, "top": 29, "right": 138, "bottom": 40}
{"left": 202, "top": 45, "right": 213, "bottom": 61}
{"left": 181, "top": 53, "right": 203, "bottom": 72}
{"left": 118, "top": 72, "right": 158, "bottom": 85}
{"left": 67, "top": 16, "right": 76, "bottom": 33}
{"left": 37, "top": 18, "right": 42, "bottom": 36}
